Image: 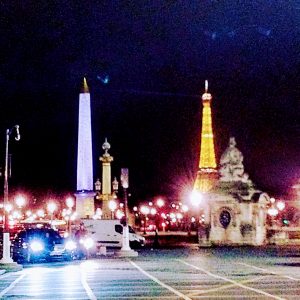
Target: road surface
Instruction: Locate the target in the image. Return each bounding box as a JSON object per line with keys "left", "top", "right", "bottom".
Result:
{"left": 1, "top": 246, "right": 300, "bottom": 299}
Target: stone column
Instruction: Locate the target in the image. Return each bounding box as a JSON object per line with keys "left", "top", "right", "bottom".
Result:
{"left": 100, "top": 139, "right": 113, "bottom": 219}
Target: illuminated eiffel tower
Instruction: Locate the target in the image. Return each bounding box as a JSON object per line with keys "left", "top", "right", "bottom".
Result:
{"left": 194, "top": 80, "right": 218, "bottom": 192}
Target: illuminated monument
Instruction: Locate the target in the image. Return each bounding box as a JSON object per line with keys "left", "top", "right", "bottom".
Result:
{"left": 191, "top": 81, "right": 270, "bottom": 246}
{"left": 194, "top": 80, "right": 218, "bottom": 192}
{"left": 96, "top": 138, "right": 119, "bottom": 219}
{"left": 75, "top": 78, "right": 95, "bottom": 218}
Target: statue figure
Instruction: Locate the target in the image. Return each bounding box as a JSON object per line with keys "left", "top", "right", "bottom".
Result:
{"left": 219, "top": 137, "right": 245, "bottom": 182}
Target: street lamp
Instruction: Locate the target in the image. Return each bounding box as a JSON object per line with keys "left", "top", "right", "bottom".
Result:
{"left": 112, "top": 177, "right": 119, "bottom": 192}
{"left": 120, "top": 168, "right": 130, "bottom": 251}
{"left": 1, "top": 125, "right": 20, "bottom": 264}
{"left": 47, "top": 202, "right": 57, "bottom": 227}
{"left": 66, "top": 197, "right": 74, "bottom": 234}
{"left": 15, "top": 195, "right": 26, "bottom": 209}
{"left": 140, "top": 205, "right": 150, "bottom": 234}
{"left": 156, "top": 198, "right": 165, "bottom": 208}
{"left": 109, "top": 200, "right": 117, "bottom": 219}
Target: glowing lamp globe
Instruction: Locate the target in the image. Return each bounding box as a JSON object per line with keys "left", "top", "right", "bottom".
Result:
{"left": 190, "top": 191, "right": 202, "bottom": 207}
{"left": 15, "top": 195, "right": 26, "bottom": 208}
{"left": 140, "top": 206, "right": 150, "bottom": 215}
{"left": 47, "top": 202, "right": 57, "bottom": 214}
{"left": 156, "top": 198, "right": 164, "bottom": 208}
{"left": 277, "top": 201, "right": 285, "bottom": 211}
{"left": 66, "top": 197, "right": 74, "bottom": 209}
{"left": 109, "top": 200, "right": 117, "bottom": 212}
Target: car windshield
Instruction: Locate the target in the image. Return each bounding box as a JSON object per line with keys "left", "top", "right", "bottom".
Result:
{"left": 21, "top": 229, "right": 63, "bottom": 243}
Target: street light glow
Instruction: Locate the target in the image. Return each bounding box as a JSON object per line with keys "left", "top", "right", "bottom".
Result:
{"left": 140, "top": 206, "right": 150, "bottom": 215}
{"left": 277, "top": 201, "right": 285, "bottom": 211}
{"left": 5, "top": 203, "right": 13, "bottom": 213}
{"left": 156, "top": 198, "right": 164, "bottom": 208}
{"left": 268, "top": 207, "right": 279, "bottom": 216}
{"left": 15, "top": 195, "right": 26, "bottom": 208}
{"left": 109, "top": 200, "right": 117, "bottom": 211}
{"left": 66, "top": 197, "right": 74, "bottom": 208}
{"left": 37, "top": 209, "right": 45, "bottom": 218}
{"left": 150, "top": 208, "right": 157, "bottom": 215}
{"left": 190, "top": 191, "right": 202, "bottom": 207}
{"left": 182, "top": 204, "right": 189, "bottom": 212}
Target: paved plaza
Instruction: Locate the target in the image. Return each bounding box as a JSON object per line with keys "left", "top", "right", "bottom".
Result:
{"left": 1, "top": 246, "right": 300, "bottom": 299}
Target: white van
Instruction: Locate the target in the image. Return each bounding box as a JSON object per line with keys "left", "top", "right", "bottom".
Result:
{"left": 81, "top": 219, "right": 145, "bottom": 248}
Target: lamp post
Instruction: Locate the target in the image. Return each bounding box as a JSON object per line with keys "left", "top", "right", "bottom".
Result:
{"left": 109, "top": 200, "right": 117, "bottom": 219}
{"left": 66, "top": 197, "right": 74, "bottom": 234}
{"left": 47, "top": 202, "right": 57, "bottom": 227}
{"left": 140, "top": 205, "right": 150, "bottom": 234}
{"left": 117, "top": 168, "right": 137, "bottom": 257}
{"left": 1, "top": 125, "right": 20, "bottom": 264}
{"left": 120, "top": 168, "right": 130, "bottom": 250}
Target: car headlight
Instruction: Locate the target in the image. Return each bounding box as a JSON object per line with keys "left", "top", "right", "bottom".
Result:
{"left": 65, "top": 240, "right": 77, "bottom": 251}
{"left": 83, "top": 237, "right": 94, "bottom": 249}
{"left": 30, "top": 241, "right": 44, "bottom": 252}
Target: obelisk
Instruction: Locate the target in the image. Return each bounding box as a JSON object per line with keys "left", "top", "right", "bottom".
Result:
{"left": 75, "top": 78, "right": 95, "bottom": 218}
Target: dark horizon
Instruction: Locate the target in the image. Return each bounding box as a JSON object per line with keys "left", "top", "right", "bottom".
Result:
{"left": 0, "top": 1, "right": 299, "bottom": 205}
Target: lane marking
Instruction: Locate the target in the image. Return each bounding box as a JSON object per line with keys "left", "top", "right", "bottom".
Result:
{"left": 237, "top": 262, "right": 300, "bottom": 281}
{"left": 80, "top": 269, "right": 97, "bottom": 300}
{"left": 0, "top": 273, "right": 26, "bottom": 298}
{"left": 129, "top": 260, "right": 192, "bottom": 300}
{"left": 177, "top": 259, "right": 286, "bottom": 300}
{"left": 186, "top": 275, "right": 269, "bottom": 297}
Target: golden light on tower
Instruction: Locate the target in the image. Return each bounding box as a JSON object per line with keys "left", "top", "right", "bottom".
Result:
{"left": 199, "top": 80, "right": 217, "bottom": 169}
{"left": 194, "top": 80, "right": 218, "bottom": 192}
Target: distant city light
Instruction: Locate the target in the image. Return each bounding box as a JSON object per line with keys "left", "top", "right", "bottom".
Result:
{"left": 47, "top": 202, "right": 57, "bottom": 214}
{"left": 170, "top": 213, "right": 175, "bottom": 219}
{"left": 182, "top": 205, "right": 189, "bottom": 212}
{"left": 15, "top": 195, "right": 26, "bottom": 208}
{"left": 268, "top": 207, "right": 278, "bottom": 216}
{"left": 66, "top": 197, "right": 74, "bottom": 208}
{"left": 140, "top": 206, "right": 150, "bottom": 215}
{"left": 277, "top": 201, "right": 285, "bottom": 211}
{"left": 37, "top": 209, "right": 45, "bottom": 218}
{"left": 5, "top": 203, "right": 13, "bottom": 212}
{"left": 150, "top": 208, "right": 157, "bottom": 215}
{"left": 176, "top": 213, "right": 183, "bottom": 219}
{"left": 156, "top": 199, "right": 164, "bottom": 208}
{"left": 109, "top": 200, "right": 117, "bottom": 212}
{"left": 116, "top": 209, "right": 124, "bottom": 219}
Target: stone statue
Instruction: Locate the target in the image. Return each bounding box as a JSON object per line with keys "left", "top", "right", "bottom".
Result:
{"left": 219, "top": 137, "right": 245, "bottom": 182}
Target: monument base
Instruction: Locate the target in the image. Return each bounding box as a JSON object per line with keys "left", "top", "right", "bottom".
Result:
{"left": 75, "top": 190, "right": 96, "bottom": 219}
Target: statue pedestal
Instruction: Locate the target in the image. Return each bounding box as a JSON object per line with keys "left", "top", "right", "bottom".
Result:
{"left": 115, "top": 249, "right": 138, "bottom": 257}
{"left": 75, "top": 191, "right": 96, "bottom": 219}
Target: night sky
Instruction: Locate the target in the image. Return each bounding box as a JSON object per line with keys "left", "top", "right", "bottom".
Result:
{"left": 0, "top": 1, "right": 299, "bottom": 205}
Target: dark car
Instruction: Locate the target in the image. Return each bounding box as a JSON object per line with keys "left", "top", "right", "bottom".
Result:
{"left": 12, "top": 228, "right": 77, "bottom": 263}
